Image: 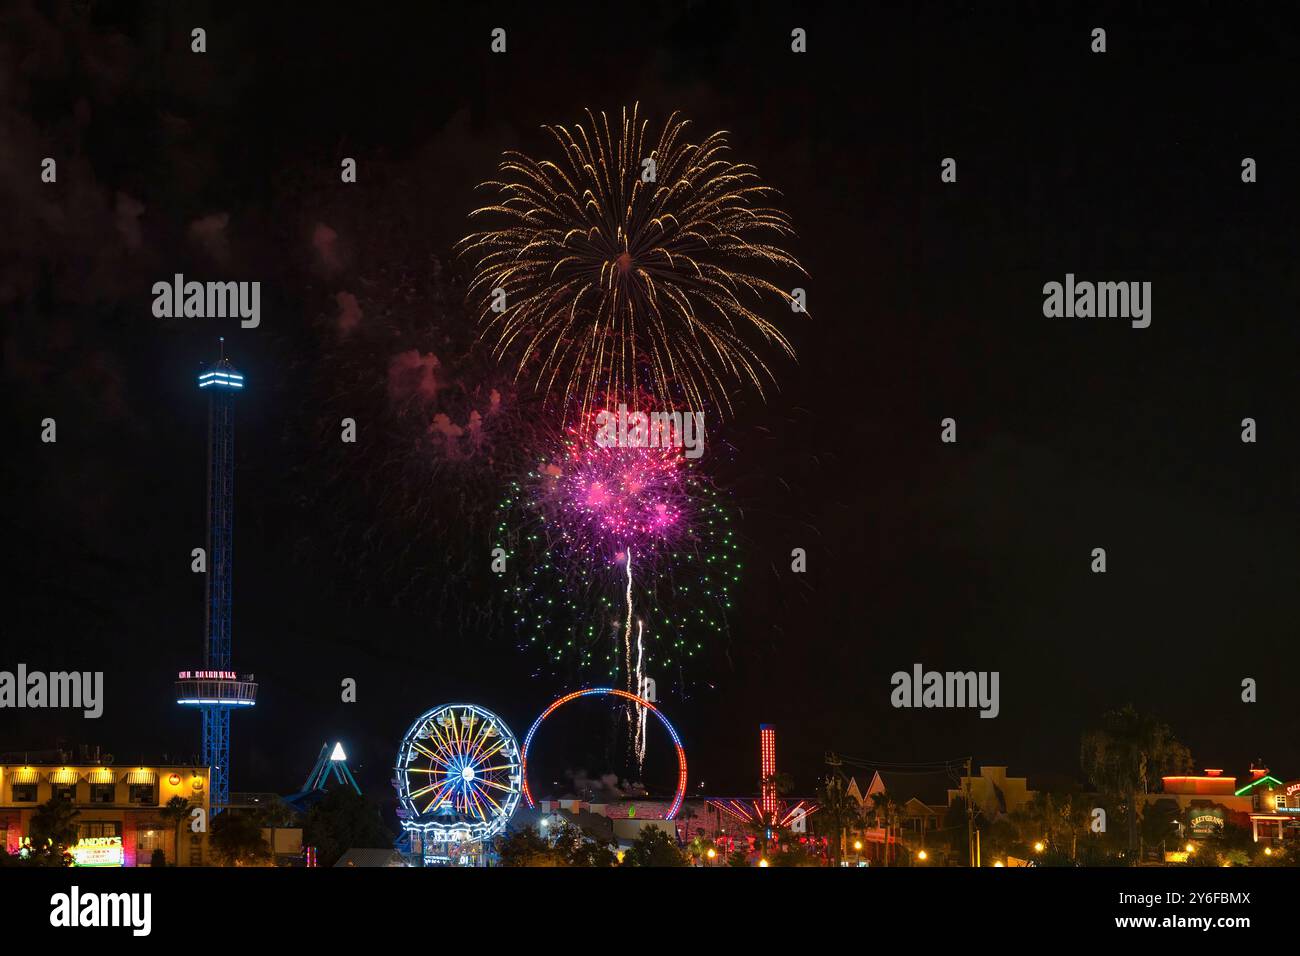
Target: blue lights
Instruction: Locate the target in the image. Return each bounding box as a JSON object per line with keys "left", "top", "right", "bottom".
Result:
{"left": 395, "top": 703, "right": 523, "bottom": 845}
{"left": 197, "top": 370, "right": 245, "bottom": 389}
{"left": 176, "top": 699, "right": 256, "bottom": 706}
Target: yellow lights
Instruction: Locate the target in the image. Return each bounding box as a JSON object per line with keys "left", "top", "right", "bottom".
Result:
{"left": 1185, "top": 843, "right": 1195, "bottom": 854}
{"left": 1264, "top": 847, "right": 1274, "bottom": 856}
{"left": 1033, "top": 841, "right": 1045, "bottom": 853}
{"left": 853, "top": 840, "right": 863, "bottom": 851}
{"left": 916, "top": 849, "right": 928, "bottom": 861}
{"left": 706, "top": 848, "right": 716, "bottom": 859}
{"left": 758, "top": 858, "right": 769, "bottom": 867}
{"left": 993, "top": 860, "right": 1005, "bottom": 867}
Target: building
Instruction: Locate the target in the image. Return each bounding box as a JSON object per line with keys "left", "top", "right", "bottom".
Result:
{"left": 1146, "top": 768, "right": 1253, "bottom": 831}
{"left": 947, "top": 765, "right": 1036, "bottom": 817}
{"left": 1234, "top": 764, "right": 1299, "bottom": 844}
{"left": 0, "top": 759, "right": 211, "bottom": 866}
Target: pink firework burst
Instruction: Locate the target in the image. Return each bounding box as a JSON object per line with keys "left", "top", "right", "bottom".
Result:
{"left": 539, "top": 432, "right": 691, "bottom": 566}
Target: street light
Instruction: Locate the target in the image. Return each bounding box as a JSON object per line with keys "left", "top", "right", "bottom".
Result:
{"left": 1185, "top": 843, "right": 1195, "bottom": 854}
{"left": 853, "top": 840, "right": 863, "bottom": 851}
{"left": 916, "top": 849, "right": 928, "bottom": 862}
{"left": 1033, "top": 841, "right": 1045, "bottom": 853}
{"left": 758, "top": 858, "right": 769, "bottom": 867}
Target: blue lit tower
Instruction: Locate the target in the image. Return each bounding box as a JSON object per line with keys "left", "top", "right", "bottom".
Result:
{"left": 176, "top": 341, "right": 257, "bottom": 812}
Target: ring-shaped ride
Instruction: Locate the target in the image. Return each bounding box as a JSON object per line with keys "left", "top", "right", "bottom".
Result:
{"left": 520, "top": 687, "right": 687, "bottom": 819}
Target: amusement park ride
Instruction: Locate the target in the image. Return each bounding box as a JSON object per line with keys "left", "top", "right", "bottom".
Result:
{"left": 394, "top": 688, "right": 687, "bottom": 865}
{"left": 176, "top": 342, "right": 258, "bottom": 813}
{"left": 706, "top": 724, "right": 816, "bottom": 833}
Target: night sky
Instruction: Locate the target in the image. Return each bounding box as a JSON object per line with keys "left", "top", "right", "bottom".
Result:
{"left": 4, "top": 1, "right": 1298, "bottom": 812}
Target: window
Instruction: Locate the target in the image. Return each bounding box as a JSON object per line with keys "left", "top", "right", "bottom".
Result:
{"left": 90, "top": 783, "right": 115, "bottom": 804}
{"left": 53, "top": 785, "right": 76, "bottom": 802}
{"left": 78, "top": 822, "right": 120, "bottom": 840}
{"left": 136, "top": 828, "right": 163, "bottom": 853}
{"left": 128, "top": 784, "right": 157, "bottom": 806}
{"left": 11, "top": 784, "right": 37, "bottom": 803}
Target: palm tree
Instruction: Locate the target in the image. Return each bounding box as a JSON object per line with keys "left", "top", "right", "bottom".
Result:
{"left": 159, "top": 796, "right": 192, "bottom": 866}
{"left": 816, "top": 775, "right": 857, "bottom": 864}
{"left": 29, "top": 796, "right": 80, "bottom": 854}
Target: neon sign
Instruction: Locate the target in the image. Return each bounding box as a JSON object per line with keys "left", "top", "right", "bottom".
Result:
{"left": 71, "top": 836, "right": 124, "bottom": 867}
{"left": 178, "top": 670, "right": 236, "bottom": 680}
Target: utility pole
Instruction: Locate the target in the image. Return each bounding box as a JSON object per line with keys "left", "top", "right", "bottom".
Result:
{"left": 825, "top": 752, "right": 845, "bottom": 864}
{"left": 965, "top": 757, "right": 975, "bottom": 867}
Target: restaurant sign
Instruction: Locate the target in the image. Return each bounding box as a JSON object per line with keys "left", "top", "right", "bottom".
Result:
{"left": 70, "top": 836, "right": 124, "bottom": 867}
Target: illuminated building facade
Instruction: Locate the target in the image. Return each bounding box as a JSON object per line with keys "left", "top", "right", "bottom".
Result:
{"left": 0, "top": 761, "right": 211, "bottom": 866}
{"left": 1235, "top": 764, "right": 1299, "bottom": 843}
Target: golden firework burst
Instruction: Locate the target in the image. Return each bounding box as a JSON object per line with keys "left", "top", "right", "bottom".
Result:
{"left": 458, "top": 103, "right": 807, "bottom": 418}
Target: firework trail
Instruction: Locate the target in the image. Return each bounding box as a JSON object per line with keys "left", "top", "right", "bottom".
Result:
{"left": 494, "top": 416, "right": 740, "bottom": 766}
{"left": 459, "top": 103, "right": 808, "bottom": 420}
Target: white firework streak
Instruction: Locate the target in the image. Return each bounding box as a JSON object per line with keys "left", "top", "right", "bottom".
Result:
{"left": 634, "top": 618, "right": 646, "bottom": 767}
{"left": 620, "top": 547, "right": 649, "bottom": 770}
{"left": 622, "top": 546, "right": 634, "bottom": 692}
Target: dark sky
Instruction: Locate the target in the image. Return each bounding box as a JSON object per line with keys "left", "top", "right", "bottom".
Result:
{"left": 3, "top": 1, "right": 1299, "bottom": 811}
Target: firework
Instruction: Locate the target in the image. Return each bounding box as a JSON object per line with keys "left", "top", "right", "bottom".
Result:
{"left": 459, "top": 103, "right": 807, "bottom": 419}
{"left": 494, "top": 419, "right": 740, "bottom": 752}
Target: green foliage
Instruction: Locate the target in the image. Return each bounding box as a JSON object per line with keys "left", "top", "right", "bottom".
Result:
{"left": 1081, "top": 705, "right": 1192, "bottom": 859}
{"left": 726, "top": 849, "right": 749, "bottom": 867}
{"left": 302, "top": 788, "right": 393, "bottom": 869}
{"left": 29, "top": 796, "right": 80, "bottom": 851}
{"left": 210, "top": 810, "right": 273, "bottom": 866}
{"left": 254, "top": 795, "right": 300, "bottom": 828}
{"left": 769, "top": 840, "right": 819, "bottom": 866}
{"left": 620, "top": 826, "right": 686, "bottom": 867}
{"left": 496, "top": 826, "right": 564, "bottom": 866}
{"left": 554, "top": 823, "right": 618, "bottom": 867}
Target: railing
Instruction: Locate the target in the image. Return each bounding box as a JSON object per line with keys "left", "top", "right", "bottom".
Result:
{"left": 175, "top": 678, "right": 258, "bottom": 705}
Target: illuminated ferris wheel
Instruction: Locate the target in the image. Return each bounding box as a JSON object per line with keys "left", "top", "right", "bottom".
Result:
{"left": 395, "top": 703, "right": 522, "bottom": 844}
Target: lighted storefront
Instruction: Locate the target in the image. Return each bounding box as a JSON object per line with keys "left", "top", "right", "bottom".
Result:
{"left": 0, "top": 761, "right": 211, "bottom": 865}
{"left": 1244, "top": 773, "right": 1300, "bottom": 843}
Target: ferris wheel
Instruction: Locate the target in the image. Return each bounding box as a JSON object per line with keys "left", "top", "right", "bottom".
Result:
{"left": 395, "top": 703, "right": 522, "bottom": 844}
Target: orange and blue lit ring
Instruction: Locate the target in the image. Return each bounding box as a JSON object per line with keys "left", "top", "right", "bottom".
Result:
{"left": 521, "top": 687, "right": 687, "bottom": 819}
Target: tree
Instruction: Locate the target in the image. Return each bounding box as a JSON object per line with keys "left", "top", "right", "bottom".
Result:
{"left": 302, "top": 787, "right": 393, "bottom": 868}
{"left": 817, "top": 775, "right": 858, "bottom": 864}
{"left": 159, "top": 796, "right": 192, "bottom": 866}
{"left": 29, "top": 796, "right": 80, "bottom": 853}
{"left": 770, "top": 839, "right": 819, "bottom": 867}
{"left": 620, "top": 827, "right": 686, "bottom": 867}
{"left": 254, "top": 795, "right": 299, "bottom": 828}
{"left": 496, "top": 826, "right": 564, "bottom": 866}
{"left": 553, "top": 822, "right": 618, "bottom": 867}
{"left": 726, "top": 849, "right": 749, "bottom": 867}
{"left": 1081, "top": 705, "right": 1192, "bottom": 861}
{"left": 210, "top": 810, "right": 272, "bottom": 866}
